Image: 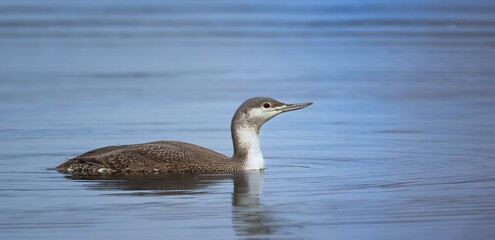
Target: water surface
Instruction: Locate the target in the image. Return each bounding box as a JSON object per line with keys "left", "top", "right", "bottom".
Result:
{"left": 1, "top": 0, "right": 495, "bottom": 239}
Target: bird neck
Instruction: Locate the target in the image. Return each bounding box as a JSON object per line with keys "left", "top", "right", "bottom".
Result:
{"left": 231, "top": 124, "right": 264, "bottom": 170}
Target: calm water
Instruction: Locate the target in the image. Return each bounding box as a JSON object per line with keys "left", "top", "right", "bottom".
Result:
{"left": 1, "top": 0, "right": 495, "bottom": 239}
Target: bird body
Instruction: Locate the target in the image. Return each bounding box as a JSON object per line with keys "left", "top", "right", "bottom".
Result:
{"left": 57, "top": 141, "right": 239, "bottom": 174}
{"left": 56, "top": 97, "right": 312, "bottom": 175}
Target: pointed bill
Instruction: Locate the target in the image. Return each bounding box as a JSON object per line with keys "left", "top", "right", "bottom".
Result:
{"left": 278, "top": 102, "right": 313, "bottom": 112}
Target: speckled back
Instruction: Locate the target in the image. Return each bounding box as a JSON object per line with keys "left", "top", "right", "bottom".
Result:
{"left": 56, "top": 141, "right": 244, "bottom": 174}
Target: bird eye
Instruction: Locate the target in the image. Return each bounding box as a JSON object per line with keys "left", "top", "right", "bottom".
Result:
{"left": 263, "top": 103, "right": 271, "bottom": 108}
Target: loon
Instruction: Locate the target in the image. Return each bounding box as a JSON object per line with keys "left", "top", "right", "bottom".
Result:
{"left": 56, "top": 97, "right": 312, "bottom": 174}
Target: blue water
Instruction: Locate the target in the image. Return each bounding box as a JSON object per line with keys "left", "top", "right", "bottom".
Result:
{"left": 1, "top": 0, "right": 495, "bottom": 239}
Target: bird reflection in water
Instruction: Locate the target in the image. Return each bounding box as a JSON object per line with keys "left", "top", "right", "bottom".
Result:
{"left": 232, "top": 171, "right": 272, "bottom": 237}
{"left": 65, "top": 173, "right": 231, "bottom": 196}
{"left": 63, "top": 171, "right": 296, "bottom": 239}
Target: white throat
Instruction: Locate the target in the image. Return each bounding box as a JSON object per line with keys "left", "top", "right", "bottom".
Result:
{"left": 234, "top": 127, "right": 264, "bottom": 170}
